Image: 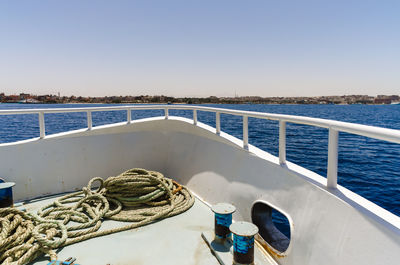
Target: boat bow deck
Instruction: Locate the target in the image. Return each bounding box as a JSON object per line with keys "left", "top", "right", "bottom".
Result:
{"left": 21, "top": 194, "right": 274, "bottom": 265}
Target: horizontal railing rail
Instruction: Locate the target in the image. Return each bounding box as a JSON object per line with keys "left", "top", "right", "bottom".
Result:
{"left": 1, "top": 105, "right": 400, "bottom": 189}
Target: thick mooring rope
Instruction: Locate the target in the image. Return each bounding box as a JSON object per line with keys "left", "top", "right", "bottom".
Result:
{"left": 0, "top": 168, "right": 194, "bottom": 265}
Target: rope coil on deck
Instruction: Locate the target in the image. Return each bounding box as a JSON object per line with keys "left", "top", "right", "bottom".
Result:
{"left": 0, "top": 168, "right": 195, "bottom": 265}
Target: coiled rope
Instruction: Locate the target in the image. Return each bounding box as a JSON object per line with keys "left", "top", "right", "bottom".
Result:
{"left": 0, "top": 168, "right": 194, "bottom": 265}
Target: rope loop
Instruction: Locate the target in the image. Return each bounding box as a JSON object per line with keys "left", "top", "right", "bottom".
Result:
{"left": 32, "top": 221, "right": 67, "bottom": 248}
{"left": 86, "top": 177, "right": 105, "bottom": 195}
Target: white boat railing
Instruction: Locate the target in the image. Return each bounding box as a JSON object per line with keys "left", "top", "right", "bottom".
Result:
{"left": 1, "top": 105, "right": 400, "bottom": 189}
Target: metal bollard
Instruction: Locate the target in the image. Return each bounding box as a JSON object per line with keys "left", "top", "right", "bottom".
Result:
{"left": 211, "top": 203, "right": 236, "bottom": 243}
{"left": 0, "top": 182, "right": 15, "bottom": 208}
{"left": 230, "top": 221, "right": 259, "bottom": 265}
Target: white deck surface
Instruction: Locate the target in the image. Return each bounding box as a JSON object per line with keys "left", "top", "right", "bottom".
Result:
{"left": 22, "top": 195, "right": 221, "bottom": 265}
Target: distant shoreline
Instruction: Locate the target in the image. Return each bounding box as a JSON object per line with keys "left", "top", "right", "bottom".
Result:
{"left": 1, "top": 94, "right": 399, "bottom": 105}
{"left": 1, "top": 102, "right": 399, "bottom": 106}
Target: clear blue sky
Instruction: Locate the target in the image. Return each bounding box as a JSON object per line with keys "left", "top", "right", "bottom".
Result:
{"left": 0, "top": 0, "right": 399, "bottom": 97}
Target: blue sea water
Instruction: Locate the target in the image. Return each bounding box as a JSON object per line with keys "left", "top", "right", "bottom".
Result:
{"left": 0, "top": 103, "right": 399, "bottom": 234}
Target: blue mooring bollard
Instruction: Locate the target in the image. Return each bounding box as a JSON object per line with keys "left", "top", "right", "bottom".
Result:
{"left": 211, "top": 203, "right": 236, "bottom": 243}
{"left": 230, "top": 221, "right": 259, "bottom": 265}
{"left": 0, "top": 182, "right": 15, "bottom": 208}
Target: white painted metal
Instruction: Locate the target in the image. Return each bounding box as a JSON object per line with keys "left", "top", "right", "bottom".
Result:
{"left": 1, "top": 105, "right": 399, "bottom": 143}
{"left": 216, "top": 112, "right": 221, "bottom": 135}
{"left": 1, "top": 104, "right": 400, "bottom": 190}
{"left": 164, "top": 108, "right": 169, "bottom": 119}
{"left": 230, "top": 221, "right": 259, "bottom": 237}
{"left": 327, "top": 128, "right": 339, "bottom": 188}
{"left": 0, "top": 182, "right": 15, "bottom": 189}
{"left": 1, "top": 116, "right": 400, "bottom": 265}
{"left": 211, "top": 203, "right": 236, "bottom": 215}
{"left": 279, "top": 121, "right": 286, "bottom": 165}
{"left": 127, "top": 108, "right": 131, "bottom": 124}
{"left": 87, "top": 111, "right": 92, "bottom": 130}
{"left": 193, "top": 109, "right": 197, "bottom": 125}
{"left": 24, "top": 193, "right": 219, "bottom": 265}
{"left": 243, "top": 115, "right": 249, "bottom": 149}
{"left": 38, "top": 112, "right": 45, "bottom": 138}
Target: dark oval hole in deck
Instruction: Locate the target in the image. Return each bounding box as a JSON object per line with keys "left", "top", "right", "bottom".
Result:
{"left": 251, "top": 202, "right": 291, "bottom": 253}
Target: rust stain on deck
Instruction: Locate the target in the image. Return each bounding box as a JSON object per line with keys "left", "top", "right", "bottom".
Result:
{"left": 255, "top": 234, "right": 286, "bottom": 260}
{"left": 193, "top": 237, "right": 204, "bottom": 265}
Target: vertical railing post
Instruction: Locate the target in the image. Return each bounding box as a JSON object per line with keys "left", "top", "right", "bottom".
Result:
{"left": 327, "top": 128, "right": 339, "bottom": 189}
{"left": 38, "top": 112, "right": 45, "bottom": 139}
{"left": 243, "top": 115, "right": 248, "bottom": 149}
{"left": 193, "top": 109, "right": 197, "bottom": 125}
{"left": 279, "top": 121, "right": 286, "bottom": 164}
{"left": 87, "top": 111, "right": 92, "bottom": 130}
{"left": 127, "top": 108, "right": 132, "bottom": 124}
{"left": 216, "top": 112, "right": 221, "bottom": 135}
{"left": 164, "top": 108, "right": 169, "bottom": 119}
